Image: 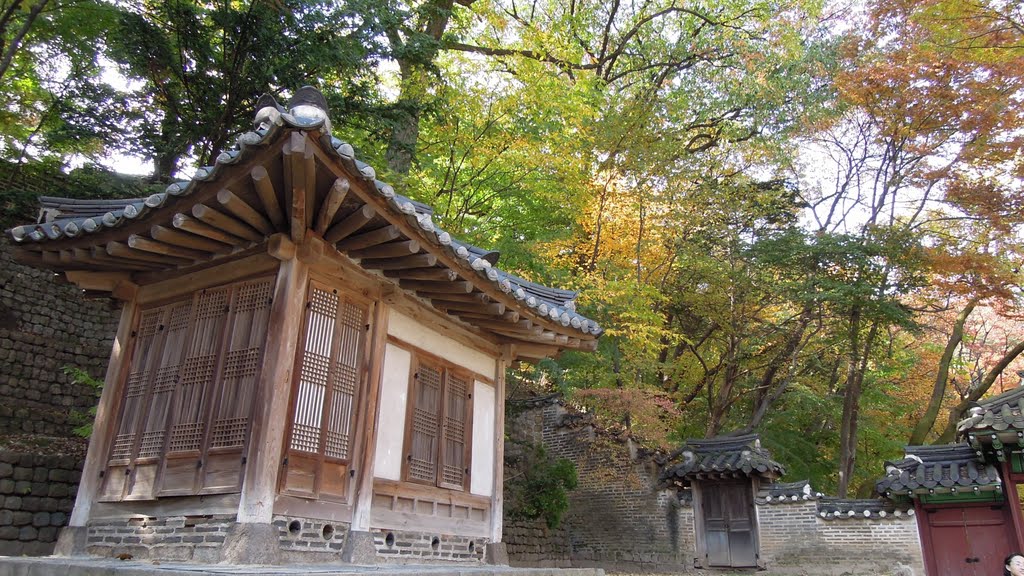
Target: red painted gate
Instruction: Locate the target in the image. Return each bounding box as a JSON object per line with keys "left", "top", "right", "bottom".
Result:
{"left": 922, "top": 503, "right": 1016, "bottom": 576}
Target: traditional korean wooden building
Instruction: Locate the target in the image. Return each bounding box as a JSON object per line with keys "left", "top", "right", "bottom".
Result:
{"left": 661, "top": 434, "right": 784, "bottom": 569}
{"left": 4, "top": 87, "right": 602, "bottom": 564}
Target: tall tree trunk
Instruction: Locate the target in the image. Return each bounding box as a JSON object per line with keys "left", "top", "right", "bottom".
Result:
{"left": 385, "top": 0, "right": 457, "bottom": 176}
{"left": 908, "top": 297, "right": 979, "bottom": 445}
{"left": 837, "top": 308, "right": 879, "bottom": 498}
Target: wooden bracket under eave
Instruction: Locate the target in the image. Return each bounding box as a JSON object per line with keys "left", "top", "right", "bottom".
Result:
{"left": 64, "top": 271, "right": 138, "bottom": 301}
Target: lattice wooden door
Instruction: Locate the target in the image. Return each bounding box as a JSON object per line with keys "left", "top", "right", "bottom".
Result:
{"left": 281, "top": 281, "right": 370, "bottom": 501}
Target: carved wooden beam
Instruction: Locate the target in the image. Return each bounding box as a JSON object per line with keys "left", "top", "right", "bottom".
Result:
{"left": 324, "top": 205, "right": 376, "bottom": 244}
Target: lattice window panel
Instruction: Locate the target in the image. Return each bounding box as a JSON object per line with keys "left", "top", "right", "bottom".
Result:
{"left": 441, "top": 374, "right": 468, "bottom": 488}
{"left": 289, "top": 287, "right": 337, "bottom": 454}
{"left": 108, "top": 307, "right": 167, "bottom": 463}
{"left": 209, "top": 279, "right": 273, "bottom": 450}
{"left": 165, "top": 288, "right": 229, "bottom": 454}
{"left": 167, "top": 422, "right": 205, "bottom": 453}
{"left": 324, "top": 362, "right": 357, "bottom": 459}
{"left": 408, "top": 365, "right": 441, "bottom": 483}
{"left": 137, "top": 300, "right": 193, "bottom": 459}
{"left": 210, "top": 347, "right": 261, "bottom": 448}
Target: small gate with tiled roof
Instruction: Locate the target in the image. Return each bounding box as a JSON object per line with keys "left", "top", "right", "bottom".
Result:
{"left": 662, "top": 433, "right": 784, "bottom": 569}
{"left": 872, "top": 384, "right": 1024, "bottom": 576}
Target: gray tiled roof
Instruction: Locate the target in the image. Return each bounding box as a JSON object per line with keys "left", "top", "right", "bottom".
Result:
{"left": 957, "top": 384, "right": 1024, "bottom": 441}
{"left": 662, "top": 434, "right": 785, "bottom": 484}
{"left": 875, "top": 443, "right": 1001, "bottom": 497}
{"left": 816, "top": 498, "right": 912, "bottom": 520}
{"left": 758, "top": 480, "right": 821, "bottom": 503}
{"left": 6, "top": 87, "right": 601, "bottom": 342}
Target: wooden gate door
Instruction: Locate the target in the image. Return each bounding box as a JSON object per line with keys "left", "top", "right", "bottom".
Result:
{"left": 702, "top": 480, "right": 758, "bottom": 568}
{"left": 924, "top": 503, "right": 1016, "bottom": 576}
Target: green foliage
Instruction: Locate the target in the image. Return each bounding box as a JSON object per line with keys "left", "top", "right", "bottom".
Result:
{"left": 0, "top": 161, "right": 161, "bottom": 228}
{"left": 63, "top": 365, "right": 102, "bottom": 438}
{"left": 505, "top": 441, "right": 578, "bottom": 529}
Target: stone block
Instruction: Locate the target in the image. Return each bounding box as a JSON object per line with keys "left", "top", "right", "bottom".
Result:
{"left": 0, "top": 462, "right": 13, "bottom": 478}
{"left": 32, "top": 511, "right": 50, "bottom": 527}
{"left": 11, "top": 511, "right": 32, "bottom": 526}
{"left": 0, "top": 540, "right": 24, "bottom": 556}
{"left": 19, "top": 525, "right": 38, "bottom": 541}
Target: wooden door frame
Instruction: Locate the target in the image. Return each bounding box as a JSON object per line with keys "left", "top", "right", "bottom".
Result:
{"left": 915, "top": 496, "right": 1017, "bottom": 576}
{"left": 693, "top": 478, "right": 761, "bottom": 569}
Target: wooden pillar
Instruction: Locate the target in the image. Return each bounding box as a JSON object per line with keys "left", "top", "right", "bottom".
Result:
{"left": 488, "top": 345, "right": 511, "bottom": 543}
{"left": 350, "top": 299, "right": 390, "bottom": 531}
{"left": 237, "top": 247, "right": 308, "bottom": 523}
{"left": 68, "top": 294, "right": 138, "bottom": 527}
{"left": 1001, "top": 459, "right": 1024, "bottom": 551}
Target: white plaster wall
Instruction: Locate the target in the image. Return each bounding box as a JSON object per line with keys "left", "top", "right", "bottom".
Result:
{"left": 387, "top": 311, "right": 495, "bottom": 376}
{"left": 470, "top": 381, "right": 495, "bottom": 497}
{"left": 374, "top": 343, "right": 411, "bottom": 480}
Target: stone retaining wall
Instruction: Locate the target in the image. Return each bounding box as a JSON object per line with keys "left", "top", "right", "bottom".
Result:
{"left": 0, "top": 242, "right": 121, "bottom": 438}
{"left": 504, "top": 398, "right": 926, "bottom": 575}
{"left": 0, "top": 451, "right": 82, "bottom": 556}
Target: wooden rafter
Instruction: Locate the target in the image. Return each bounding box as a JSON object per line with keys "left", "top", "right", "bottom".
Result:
{"left": 315, "top": 177, "right": 350, "bottom": 234}
{"left": 347, "top": 239, "right": 420, "bottom": 260}
{"left": 324, "top": 205, "right": 376, "bottom": 244}
{"left": 336, "top": 225, "right": 401, "bottom": 251}
{"left": 150, "top": 225, "right": 231, "bottom": 253}
{"left": 172, "top": 213, "right": 247, "bottom": 246}
{"left": 361, "top": 253, "right": 437, "bottom": 270}
{"left": 251, "top": 165, "right": 285, "bottom": 230}
{"left": 192, "top": 204, "right": 263, "bottom": 242}
{"left": 127, "top": 234, "right": 209, "bottom": 260}
{"left": 384, "top": 268, "right": 458, "bottom": 282}
{"left": 216, "top": 189, "right": 274, "bottom": 234}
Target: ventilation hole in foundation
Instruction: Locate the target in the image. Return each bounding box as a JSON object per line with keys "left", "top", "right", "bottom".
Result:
{"left": 385, "top": 532, "right": 395, "bottom": 547}
{"left": 431, "top": 536, "right": 440, "bottom": 551}
{"left": 322, "top": 524, "right": 335, "bottom": 540}
{"left": 468, "top": 541, "right": 475, "bottom": 553}
{"left": 288, "top": 520, "right": 302, "bottom": 535}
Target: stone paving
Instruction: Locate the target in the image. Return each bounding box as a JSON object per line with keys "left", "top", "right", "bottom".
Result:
{"left": 0, "top": 556, "right": 604, "bottom": 576}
